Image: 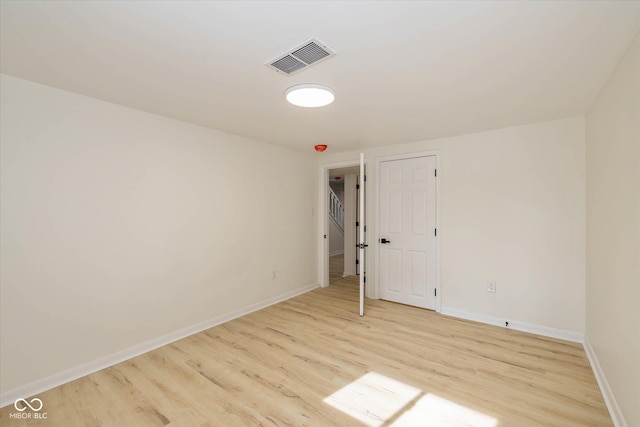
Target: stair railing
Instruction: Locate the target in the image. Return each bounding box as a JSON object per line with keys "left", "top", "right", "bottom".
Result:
{"left": 329, "top": 187, "right": 344, "bottom": 232}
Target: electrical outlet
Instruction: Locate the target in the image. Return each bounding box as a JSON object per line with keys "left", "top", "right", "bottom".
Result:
{"left": 488, "top": 281, "right": 497, "bottom": 293}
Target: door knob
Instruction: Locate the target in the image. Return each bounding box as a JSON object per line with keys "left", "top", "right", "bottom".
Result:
{"left": 380, "top": 238, "right": 391, "bottom": 244}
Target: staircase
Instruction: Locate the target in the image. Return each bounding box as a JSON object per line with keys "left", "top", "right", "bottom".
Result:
{"left": 329, "top": 187, "right": 344, "bottom": 232}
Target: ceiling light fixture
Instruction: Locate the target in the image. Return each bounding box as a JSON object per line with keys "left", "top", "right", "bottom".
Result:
{"left": 285, "top": 84, "right": 335, "bottom": 108}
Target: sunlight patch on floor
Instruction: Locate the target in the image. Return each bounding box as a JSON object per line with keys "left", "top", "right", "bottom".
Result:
{"left": 323, "top": 372, "right": 498, "bottom": 427}
{"left": 391, "top": 393, "right": 498, "bottom": 427}
{"left": 324, "top": 372, "right": 421, "bottom": 426}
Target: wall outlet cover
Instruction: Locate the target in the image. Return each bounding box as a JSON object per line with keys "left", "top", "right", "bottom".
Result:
{"left": 488, "top": 281, "right": 497, "bottom": 293}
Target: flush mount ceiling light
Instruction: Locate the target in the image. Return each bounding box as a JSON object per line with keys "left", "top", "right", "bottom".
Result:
{"left": 285, "top": 84, "right": 335, "bottom": 108}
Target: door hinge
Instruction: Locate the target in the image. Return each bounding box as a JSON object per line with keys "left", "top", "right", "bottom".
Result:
{"left": 356, "top": 221, "right": 359, "bottom": 227}
{"left": 356, "top": 259, "right": 359, "bottom": 265}
{"left": 364, "top": 225, "right": 367, "bottom": 232}
{"left": 364, "top": 276, "right": 366, "bottom": 283}
{"left": 435, "top": 169, "right": 437, "bottom": 177}
{"left": 434, "top": 288, "right": 437, "bottom": 297}
{"left": 434, "top": 228, "right": 437, "bottom": 237}
{"left": 324, "top": 234, "right": 327, "bottom": 238}
{"left": 356, "top": 184, "right": 360, "bottom": 189}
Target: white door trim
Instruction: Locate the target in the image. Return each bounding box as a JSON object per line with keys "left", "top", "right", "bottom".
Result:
{"left": 319, "top": 160, "right": 360, "bottom": 287}
{"left": 375, "top": 150, "right": 442, "bottom": 312}
{"left": 359, "top": 153, "right": 365, "bottom": 316}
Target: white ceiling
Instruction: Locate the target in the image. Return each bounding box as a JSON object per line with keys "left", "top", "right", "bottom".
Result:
{"left": 1, "top": 1, "right": 639, "bottom": 154}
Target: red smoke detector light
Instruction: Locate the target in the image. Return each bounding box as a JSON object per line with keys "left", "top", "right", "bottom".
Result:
{"left": 314, "top": 144, "right": 327, "bottom": 152}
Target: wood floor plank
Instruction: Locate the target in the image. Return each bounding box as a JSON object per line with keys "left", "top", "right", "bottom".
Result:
{"left": 0, "top": 276, "right": 611, "bottom": 426}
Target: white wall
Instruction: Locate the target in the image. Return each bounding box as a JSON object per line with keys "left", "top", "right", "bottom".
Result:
{"left": 585, "top": 31, "right": 639, "bottom": 427}
{"left": 0, "top": 75, "right": 318, "bottom": 396}
{"left": 320, "top": 117, "right": 586, "bottom": 337}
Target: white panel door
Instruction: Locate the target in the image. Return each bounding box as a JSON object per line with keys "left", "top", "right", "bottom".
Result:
{"left": 379, "top": 156, "right": 436, "bottom": 309}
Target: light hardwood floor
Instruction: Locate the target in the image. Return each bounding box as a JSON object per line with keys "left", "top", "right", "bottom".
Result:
{"left": 1, "top": 276, "right": 611, "bottom": 426}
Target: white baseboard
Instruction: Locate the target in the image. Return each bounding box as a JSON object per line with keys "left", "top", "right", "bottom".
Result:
{"left": 329, "top": 250, "right": 344, "bottom": 257}
{"left": 0, "top": 283, "right": 319, "bottom": 408}
{"left": 583, "top": 337, "right": 627, "bottom": 427}
{"left": 440, "top": 307, "right": 584, "bottom": 343}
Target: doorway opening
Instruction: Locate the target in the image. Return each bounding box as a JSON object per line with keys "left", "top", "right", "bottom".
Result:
{"left": 326, "top": 164, "right": 360, "bottom": 285}
{"left": 321, "top": 155, "right": 367, "bottom": 316}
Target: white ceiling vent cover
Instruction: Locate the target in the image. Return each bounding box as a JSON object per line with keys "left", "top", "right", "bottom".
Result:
{"left": 267, "top": 38, "right": 336, "bottom": 75}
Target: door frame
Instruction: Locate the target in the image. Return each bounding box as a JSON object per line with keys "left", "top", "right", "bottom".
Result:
{"left": 374, "top": 150, "right": 442, "bottom": 312}
{"left": 319, "top": 160, "right": 361, "bottom": 288}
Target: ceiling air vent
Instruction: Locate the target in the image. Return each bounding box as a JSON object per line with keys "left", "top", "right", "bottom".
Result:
{"left": 267, "top": 38, "right": 336, "bottom": 75}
